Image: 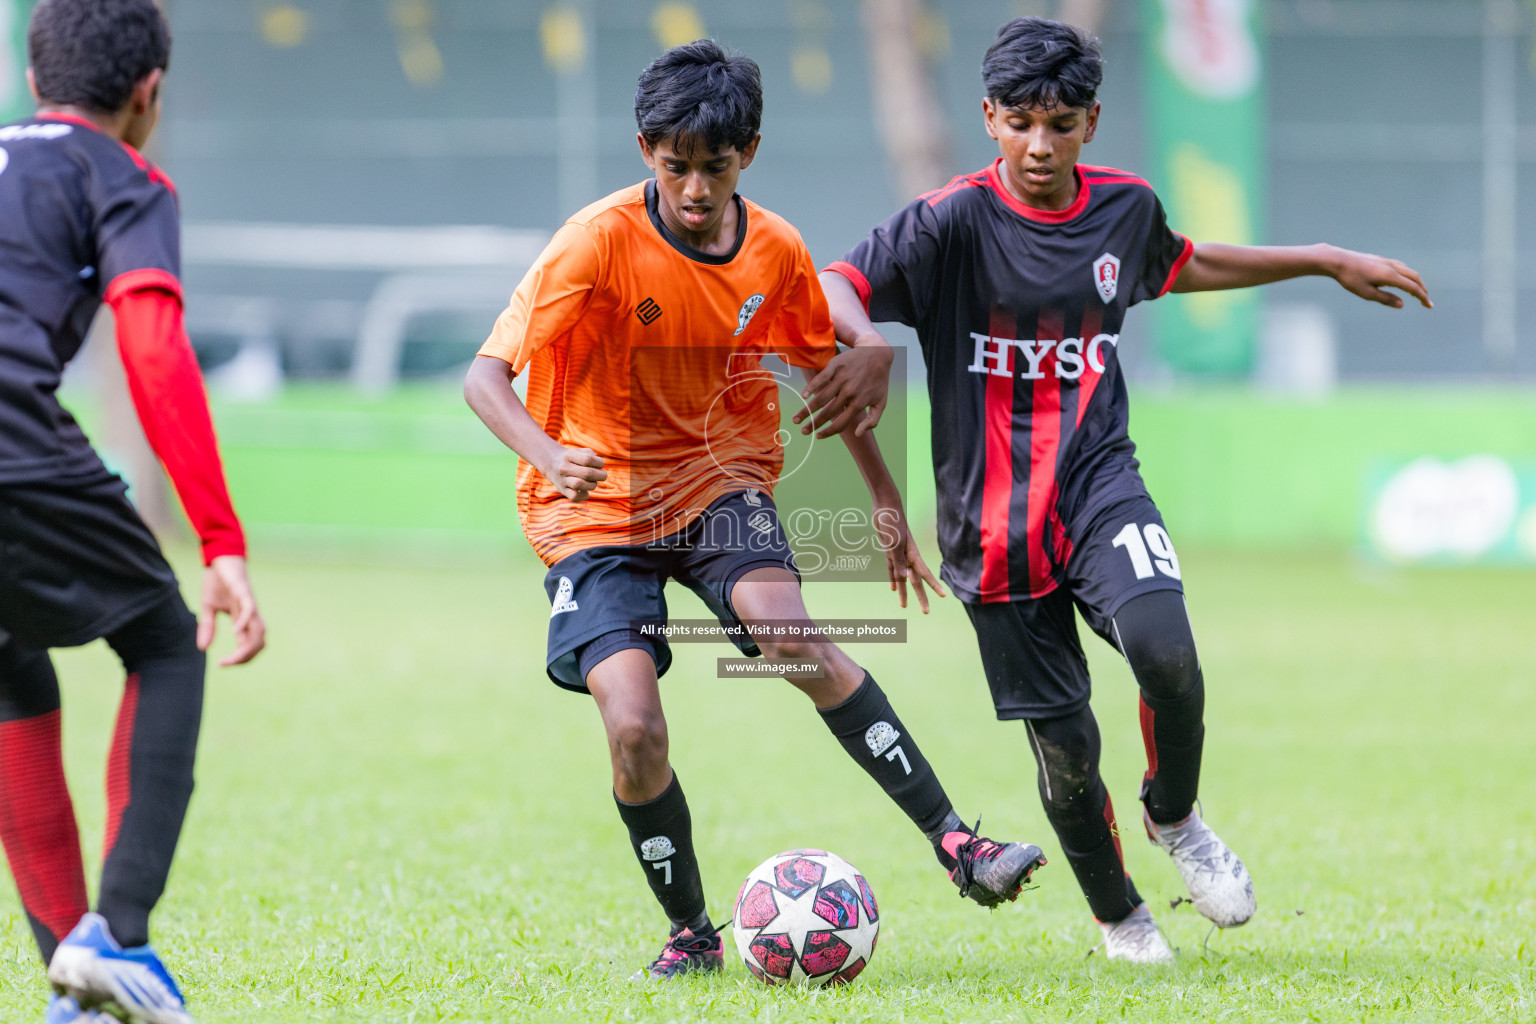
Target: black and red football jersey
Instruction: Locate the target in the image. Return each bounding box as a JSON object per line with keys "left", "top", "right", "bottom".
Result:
{"left": 0, "top": 113, "right": 180, "bottom": 485}
{"left": 828, "top": 159, "right": 1192, "bottom": 604}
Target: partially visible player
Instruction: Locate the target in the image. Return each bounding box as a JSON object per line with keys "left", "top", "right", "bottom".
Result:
{"left": 0, "top": 2, "right": 266, "bottom": 1021}
{"left": 465, "top": 40, "right": 1046, "bottom": 982}
{"left": 815, "top": 18, "right": 1429, "bottom": 962}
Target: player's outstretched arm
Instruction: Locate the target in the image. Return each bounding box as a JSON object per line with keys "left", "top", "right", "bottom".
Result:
{"left": 838, "top": 425, "right": 946, "bottom": 613}
{"left": 110, "top": 282, "right": 266, "bottom": 666}
{"left": 792, "top": 272, "right": 895, "bottom": 439}
{"left": 1171, "top": 242, "right": 1432, "bottom": 309}
{"left": 463, "top": 355, "right": 607, "bottom": 501}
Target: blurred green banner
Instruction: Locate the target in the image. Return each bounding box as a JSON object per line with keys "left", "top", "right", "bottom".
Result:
{"left": 0, "top": 0, "right": 29, "bottom": 122}
{"left": 1142, "top": 0, "right": 1265, "bottom": 376}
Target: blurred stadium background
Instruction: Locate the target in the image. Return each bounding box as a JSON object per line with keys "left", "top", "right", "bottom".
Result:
{"left": 2, "top": 0, "right": 1534, "bottom": 566}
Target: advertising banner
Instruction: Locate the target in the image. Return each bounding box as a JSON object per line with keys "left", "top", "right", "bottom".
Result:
{"left": 1364, "top": 456, "right": 1536, "bottom": 567}
{"left": 1141, "top": 0, "right": 1265, "bottom": 376}
{"left": 0, "top": 1, "right": 30, "bottom": 123}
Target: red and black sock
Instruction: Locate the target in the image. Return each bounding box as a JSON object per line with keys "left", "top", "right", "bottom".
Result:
{"left": 0, "top": 641, "right": 89, "bottom": 964}
{"left": 1025, "top": 708, "right": 1141, "bottom": 923}
{"left": 615, "top": 773, "right": 711, "bottom": 936}
{"left": 1112, "top": 590, "right": 1205, "bottom": 826}
{"left": 95, "top": 596, "right": 205, "bottom": 950}
{"left": 817, "top": 673, "right": 963, "bottom": 868}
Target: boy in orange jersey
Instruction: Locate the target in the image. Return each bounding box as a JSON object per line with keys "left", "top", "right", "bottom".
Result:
{"left": 465, "top": 40, "right": 1047, "bottom": 982}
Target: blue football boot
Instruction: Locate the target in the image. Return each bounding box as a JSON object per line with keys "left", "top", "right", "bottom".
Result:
{"left": 47, "top": 913, "right": 192, "bottom": 1024}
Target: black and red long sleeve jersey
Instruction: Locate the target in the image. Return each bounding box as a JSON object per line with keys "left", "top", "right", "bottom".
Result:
{"left": 0, "top": 113, "right": 243, "bottom": 563}
{"left": 827, "top": 160, "right": 1191, "bottom": 605}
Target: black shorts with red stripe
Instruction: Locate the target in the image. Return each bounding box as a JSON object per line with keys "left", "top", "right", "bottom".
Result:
{"left": 963, "top": 495, "right": 1184, "bottom": 719}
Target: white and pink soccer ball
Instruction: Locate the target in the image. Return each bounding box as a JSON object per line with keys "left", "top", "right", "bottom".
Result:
{"left": 731, "top": 849, "right": 880, "bottom": 986}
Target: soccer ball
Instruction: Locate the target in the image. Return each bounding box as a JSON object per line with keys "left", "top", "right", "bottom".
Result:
{"left": 731, "top": 849, "right": 879, "bottom": 986}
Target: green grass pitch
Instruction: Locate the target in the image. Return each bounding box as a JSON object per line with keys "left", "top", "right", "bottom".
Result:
{"left": 0, "top": 546, "right": 1530, "bottom": 1022}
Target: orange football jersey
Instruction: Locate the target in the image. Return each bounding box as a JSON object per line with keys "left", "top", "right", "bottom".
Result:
{"left": 479, "top": 180, "right": 837, "bottom": 566}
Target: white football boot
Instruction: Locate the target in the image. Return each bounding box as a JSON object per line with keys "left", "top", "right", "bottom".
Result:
{"left": 1144, "top": 809, "right": 1255, "bottom": 928}
{"left": 1098, "top": 903, "right": 1174, "bottom": 963}
{"left": 47, "top": 914, "right": 192, "bottom": 1024}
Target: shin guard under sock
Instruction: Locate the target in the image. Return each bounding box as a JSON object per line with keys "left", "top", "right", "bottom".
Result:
{"left": 817, "top": 673, "right": 960, "bottom": 867}
{"left": 615, "top": 773, "right": 710, "bottom": 934}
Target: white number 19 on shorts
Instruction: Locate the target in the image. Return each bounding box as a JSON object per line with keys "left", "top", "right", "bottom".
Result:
{"left": 1111, "top": 522, "right": 1181, "bottom": 580}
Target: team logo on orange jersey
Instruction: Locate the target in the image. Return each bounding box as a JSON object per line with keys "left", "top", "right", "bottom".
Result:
{"left": 734, "top": 293, "right": 766, "bottom": 335}
{"left": 1093, "top": 253, "right": 1120, "bottom": 303}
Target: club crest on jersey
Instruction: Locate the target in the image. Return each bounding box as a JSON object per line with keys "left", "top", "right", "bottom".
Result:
{"left": 550, "top": 576, "right": 579, "bottom": 617}
{"left": 1093, "top": 252, "right": 1121, "bottom": 303}
{"left": 733, "top": 293, "right": 765, "bottom": 335}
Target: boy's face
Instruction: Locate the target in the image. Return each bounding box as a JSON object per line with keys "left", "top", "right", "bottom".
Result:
{"left": 983, "top": 98, "right": 1099, "bottom": 208}
{"left": 638, "top": 133, "right": 760, "bottom": 239}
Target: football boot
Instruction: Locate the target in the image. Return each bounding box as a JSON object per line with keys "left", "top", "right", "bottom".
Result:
{"left": 47, "top": 913, "right": 192, "bottom": 1024}
{"left": 1143, "top": 809, "right": 1255, "bottom": 928}
{"left": 941, "top": 820, "right": 1047, "bottom": 907}
{"left": 1097, "top": 903, "right": 1175, "bottom": 963}
{"left": 628, "top": 927, "right": 724, "bottom": 982}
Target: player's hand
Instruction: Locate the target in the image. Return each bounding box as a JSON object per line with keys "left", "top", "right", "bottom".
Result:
{"left": 872, "top": 496, "right": 946, "bottom": 614}
{"left": 543, "top": 444, "right": 607, "bottom": 501}
{"left": 1329, "top": 246, "right": 1432, "bottom": 309}
{"left": 198, "top": 555, "right": 266, "bottom": 667}
{"left": 794, "top": 340, "right": 894, "bottom": 439}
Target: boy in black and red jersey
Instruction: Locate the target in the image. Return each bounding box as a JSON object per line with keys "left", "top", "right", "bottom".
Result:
{"left": 0, "top": 2, "right": 265, "bottom": 1021}
{"left": 810, "top": 18, "right": 1430, "bottom": 961}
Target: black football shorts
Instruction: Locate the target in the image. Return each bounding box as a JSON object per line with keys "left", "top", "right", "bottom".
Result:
{"left": 0, "top": 473, "right": 180, "bottom": 650}
{"left": 541, "top": 489, "right": 798, "bottom": 693}
{"left": 963, "top": 494, "right": 1185, "bottom": 719}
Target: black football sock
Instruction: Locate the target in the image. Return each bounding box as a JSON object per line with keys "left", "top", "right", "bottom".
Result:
{"left": 1026, "top": 710, "right": 1141, "bottom": 923}
{"left": 614, "top": 773, "right": 711, "bottom": 935}
{"left": 1112, "top": 591, "right": 1206, "bottom": 825}
{"left": 817, "top": 673, "right": 960, "bottom": 868}
{"left": 96, "top": 596, "right": 205, "bottom": 951}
